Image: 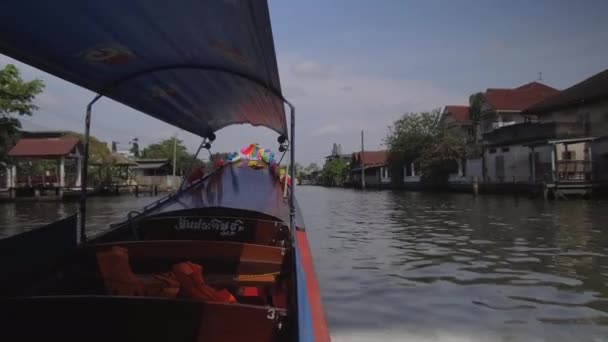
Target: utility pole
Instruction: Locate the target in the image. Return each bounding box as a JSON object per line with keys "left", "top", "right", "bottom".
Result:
{"left": 361, "top": 130, "right": 365, "bottom": 189}
{"left": 172, "top": 135, "right": 177, "bottom": 176}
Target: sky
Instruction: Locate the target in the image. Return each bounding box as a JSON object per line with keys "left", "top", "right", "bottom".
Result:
{"left": 2, "top": 0, "right": 608, "bottom": 165}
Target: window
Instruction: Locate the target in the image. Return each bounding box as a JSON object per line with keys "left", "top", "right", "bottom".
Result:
{"left": 501, "top": 147, "right": 510, "bottom": 152}
{"left": 489, "top": 148, "right": 497, "bottom": 154}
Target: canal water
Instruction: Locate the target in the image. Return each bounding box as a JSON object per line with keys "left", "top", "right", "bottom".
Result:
{"left": 1, "top": 187, "right": 608, "bottom": 341}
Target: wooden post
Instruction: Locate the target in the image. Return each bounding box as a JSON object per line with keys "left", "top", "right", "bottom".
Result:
{"left": 135, "top": 185, "right": 139, "bottom": 197}
{"left": 361, "top": 130, "right": 365, "bottom": 189}
{"left": 76, "top": 154, "right": 83, "bottom": 187}
{"left": 530, "top": 146, "right": 536, "bottom": 184}
{"left": 11, "top": 165, "right": 16, "bottom": 188}
{"left": 59, "top": 157, "right": 65, "bottom": 188}
{"left": 551, "top": 144, "right": 557, "bottom": 183}
{"left": 473, "top": 176, "right": 479, "bottom": 196}
{"left": 5, "top": 168, "right": 10, "bottom": 189}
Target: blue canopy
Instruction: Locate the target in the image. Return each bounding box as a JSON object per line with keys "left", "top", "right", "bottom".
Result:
{"left": 0, "top": 0, "right": 287, "bottom": 137}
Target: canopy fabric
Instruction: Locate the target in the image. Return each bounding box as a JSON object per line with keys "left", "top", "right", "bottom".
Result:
{"left": 0, "top": 0, "right": 287, "bottom": 137}
{"left": 154, "top": 161, "right": 305, "bottom": 228}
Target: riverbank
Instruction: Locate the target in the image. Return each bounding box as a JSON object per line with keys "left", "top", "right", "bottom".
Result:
{"left": 306, "top": 180, "right": 608, "bottom": 200}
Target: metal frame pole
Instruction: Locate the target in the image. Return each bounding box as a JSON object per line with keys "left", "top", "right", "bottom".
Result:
{"left": 285, "top": 101, "right": 297, "bottom": 232}
{"left": 79, "top": 94, "right": 102, "bottom": 244}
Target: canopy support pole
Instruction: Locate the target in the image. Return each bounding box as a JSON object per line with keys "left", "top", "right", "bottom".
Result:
{"left": 79, "top": 94, "right": 102, "bottom": 244}
{"left": 76, "top": 65, "right": 292, "bottom": 242}
{"left": 284, "top": 100, "right": 297, "bottom": 232}
{"left": 178, "top": 139, "right": 206, "bottom": 191}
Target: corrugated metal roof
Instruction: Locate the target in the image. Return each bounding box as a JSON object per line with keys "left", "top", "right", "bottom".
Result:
{"left": 8, "top": 138, "right": 81, "bottom": 157}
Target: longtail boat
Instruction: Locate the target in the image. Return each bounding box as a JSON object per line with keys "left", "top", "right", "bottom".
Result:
{"left": 0, "top": 1, "right": 330, "bottom": 341}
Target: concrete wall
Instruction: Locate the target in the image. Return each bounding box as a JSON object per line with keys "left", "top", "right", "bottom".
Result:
{"left": 466, "top": 158, "right": 483, "bottom": 179}
{"left": 592, "top": 139, "right": 608, "bottom": 181}
{"left": 449, "top": 158, "right": 483, "bottom": 183}
{"left": 538, "top": 99, "right": 608, "bottom": 137}
{"left": 484, "top": 144, "right": 552, "bottom": 183}
{"left": 351, "top": 168, "right": 386, "bottom": 187}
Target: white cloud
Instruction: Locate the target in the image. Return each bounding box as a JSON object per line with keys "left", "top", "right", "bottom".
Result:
{"left": 311, "top": 123, "right": 344, "bottom": 137}
{"left": 277, "top": 56, "right": 466, "bottom": 163}
{"left": 292, "top": 60, "right": 332, "bottom": 78}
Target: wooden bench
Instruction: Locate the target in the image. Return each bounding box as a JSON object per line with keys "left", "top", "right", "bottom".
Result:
{"left": 89, "top": 240, "right": 287, "bottom": 277}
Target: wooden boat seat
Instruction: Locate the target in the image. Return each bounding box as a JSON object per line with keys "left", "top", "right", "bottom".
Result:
{"left": 0, "top": 295, "right": 287, "bottom": 342}
{"left": 88, "top": 240, "right": 287, "bottom": 275}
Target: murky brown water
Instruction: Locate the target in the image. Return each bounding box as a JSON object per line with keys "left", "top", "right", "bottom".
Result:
{"left": 2, "top": 188, "right": 608, "bottom": 341}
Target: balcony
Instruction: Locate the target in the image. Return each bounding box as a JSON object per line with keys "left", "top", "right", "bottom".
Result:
{"left": 483, "top": 122, "right": 586, "bottom": 146}
{"left": 557, "top": 160, "right": 594, "bottom": 182}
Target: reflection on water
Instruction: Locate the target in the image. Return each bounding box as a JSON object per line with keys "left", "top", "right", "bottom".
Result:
{"left": 297, "top": 187, "right": 608, "bottom": 341}
{"left": 0, "top": 196, "right": 161, "bottom": 239}
{"left": 1, "top": 189, "right": 608, "bottom": 341}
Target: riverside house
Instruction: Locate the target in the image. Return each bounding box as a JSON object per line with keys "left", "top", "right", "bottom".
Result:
{"left": 478, "top": 82, "right": 560, "bottom": 184}
{"left": 521, "top": 69, "right": 608, "bottom": 196}
{"left": 349, "top": 150, "right": 391, "bottom": 188}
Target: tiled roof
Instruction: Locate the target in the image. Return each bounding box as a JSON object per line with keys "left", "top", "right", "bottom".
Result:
{"left": 443, "top": 105, "right": 470, "bottom": 123}
{"left": 525, "top": 69, "right": 608, "bottom": 114}
{"left": 8, "top": 138, "right": 81, "bottom": 157}
{"left": 352, "top": 150, "right": 388, "bottom": 166}
{"left": 485, "top": 81, "right": 559, "bottom": 111}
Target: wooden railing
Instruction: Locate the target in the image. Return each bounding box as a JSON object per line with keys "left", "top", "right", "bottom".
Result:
{"left": 557, "top": 160, "right": 594, "bottom": 181}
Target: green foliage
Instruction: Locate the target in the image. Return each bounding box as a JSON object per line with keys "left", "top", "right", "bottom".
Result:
{"left": 0, "top": 64, "right": 44, "bottom": 116}
{"left": 468, "top": 92, "right": 484, "bottom": 142}
{"left": 384, "top": 108, "right": 442, "bottom": 166}
{"left": 63, "top": 131, "right": 117, "bottom": 186}
{"left": 419, "top": 130, "right": 466, "bottom": 185}
{"left": 0, "top": 64, "right": 44, "bottom": 162}
{"left": 0, "top": 117, "right": 21, "bottom": 162}
{"left": 320, "top": 159, "right": 348, "bottom": 186}
{"left": 63, "top": 132, "right": 111, "bottom": 165}
{"left": 293, "top": 162, "right": 321, "bottom": 179}
{"left": 468, "top": 92, "right": 484, "bottom": 123}
{"left": 385, "top": 108, "right": 466, "bottom": 186}
{"left": 142, "top": 137, "right": 192, "bottom": 175}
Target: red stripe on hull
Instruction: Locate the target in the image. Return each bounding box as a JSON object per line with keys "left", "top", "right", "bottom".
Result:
{"left": 296, "top": 230, "right": 331, "bottom": 341}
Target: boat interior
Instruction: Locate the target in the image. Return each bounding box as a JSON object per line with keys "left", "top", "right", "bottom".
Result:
{"left": 1, "top": 182, "right": 297, "bottom": 341}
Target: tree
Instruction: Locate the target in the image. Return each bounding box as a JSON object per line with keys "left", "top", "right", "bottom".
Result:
{"left": 468, "top": 92, "right": 485, "bottom": 142}
{"left": 63, "top": 131, "right": 115, "bottom": 186}
{"left": 305, "top": 163, "right": 320, "bottom": 173}
{"left": 385, "top": 108, "right": 465, "bottom": 186}
{"left": 142, "top": 137, "right": 194, "bottom": 175}
{"left": 418, "top": 129, "right": 466, "bottom": 185}
{"left": 320, "top": 159, "right": 348, "bottom": 186}
{"left": 384, "top": 108, "right": 442, "bottom": 167}
{"left": 0, "top": 64, "right": 44, "bottom": 161}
